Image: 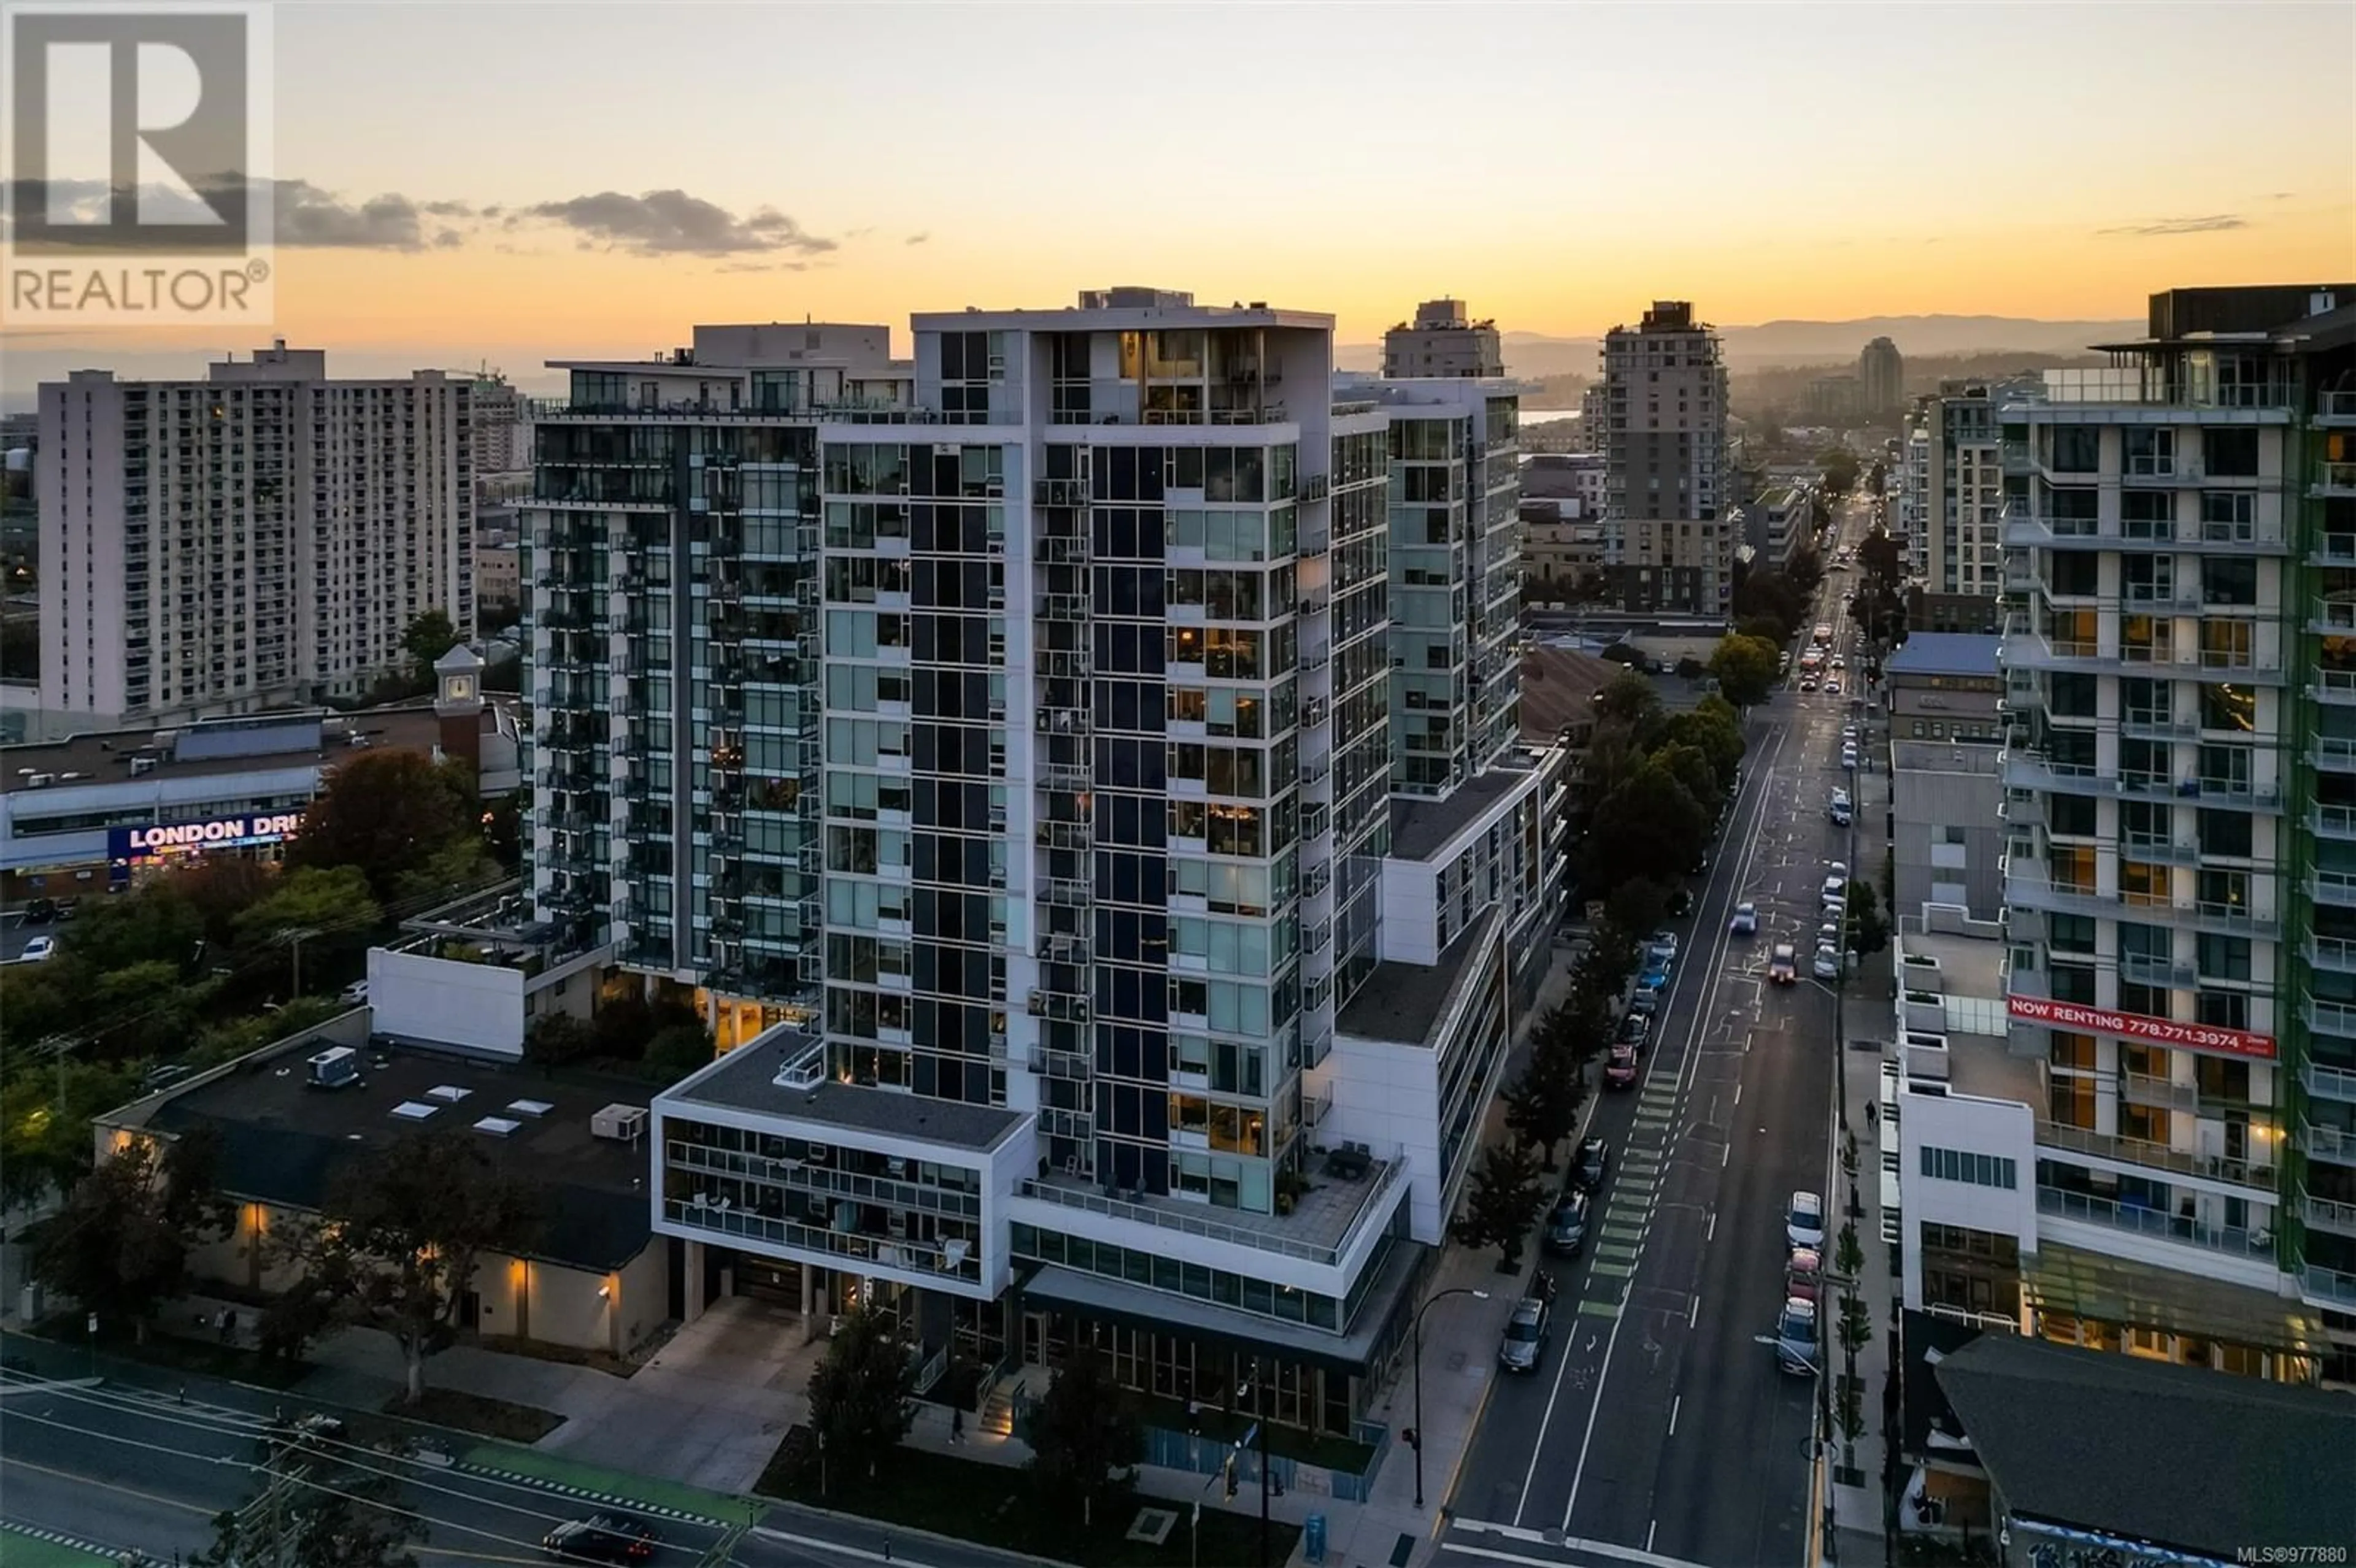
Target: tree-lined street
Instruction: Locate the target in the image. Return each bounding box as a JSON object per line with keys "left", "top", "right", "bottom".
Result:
{"left": 1438, "top": 496, "right": 1881, "bottom": 1568}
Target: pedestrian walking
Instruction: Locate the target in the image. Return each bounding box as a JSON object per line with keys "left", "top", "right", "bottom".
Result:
{"left": 1866, "top": 1099, "right": 1878, "bottom": 1131}
{"left": 951, "top": 1405, "right": 964, "bottom": 1444}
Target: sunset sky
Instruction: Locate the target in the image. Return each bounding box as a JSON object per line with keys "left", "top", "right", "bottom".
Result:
{"left": 7, "top": 0, "right": 2354, "bottom": 387}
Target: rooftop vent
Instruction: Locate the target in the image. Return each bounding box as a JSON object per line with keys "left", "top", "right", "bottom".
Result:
{"left": 474, "top": 1116, "right": 522, "bottom": 1139}
{"left": 426, "top": 1085, "right": 471, "bottom": 1104}
{"left": 591, "top": 1104, "right": 646, "bottom": 1142}
{"left": 506, "top": 1099, "right": 553, "bottom": 1118}
{"left": 390, "top": 1101, "right": 439, "bottom": 1121}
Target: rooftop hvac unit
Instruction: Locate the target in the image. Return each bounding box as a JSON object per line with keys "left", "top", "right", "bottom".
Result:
{"left": 591, "top": 1104, "right": 647, "bottom": 1142}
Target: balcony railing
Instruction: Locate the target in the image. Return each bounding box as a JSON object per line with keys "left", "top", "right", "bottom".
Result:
{"left": 2312, "top": 669, "right": 2356, "bottom": 707}
{"left": 2035, "top": 1185, "right": 2273, "bottom": 1258}
{"left": 2303, "top": 1194, "right": 2356, "bottom": 1237}
{"left": 2302, "top": 1119, "right": 2356, "bottom": 1164}
{"left": 2036, "top": 1121, "right": 2276, "bottom": 1189}
{"left": 2315, "top": 461, "right": 2356, "bottom": 495}
{"left": 2320, "top": 390, "right": 2356, "bottom": 423}
{"left": 2304, "top": 1061, "right": 2356, "bottom": 1102}
{"left": 1015, "top": 1151, "right": 1405, "bottom": 1270}
{"left": 2303, "top": 1264, "right": 2356, "bottom": 1308}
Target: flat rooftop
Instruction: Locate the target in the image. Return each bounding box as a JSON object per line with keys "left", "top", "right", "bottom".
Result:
{"left": 122, "top": 1039, "right": 658, "bottom": 1270}
{"left": 1898, "top": 926, "right": 2040, "bottom": 1105}
{"left": 1339, "top": 909, "right": 1498, "bottom": 1050}
{"left": 663, "top": 1030, "right": 1028, "bottom": 1155}
{"left": 1390, "top": 761, "right": 1542, "bottom": 863}
{"left": 2, "top": 703, "right": 490, "bottom": 799}
{"left": 1885, "top": 632, "right": 2001, "bottom": 680}
{"left": 1028, "top": 1145, "right": 1404, "bottom": 1266}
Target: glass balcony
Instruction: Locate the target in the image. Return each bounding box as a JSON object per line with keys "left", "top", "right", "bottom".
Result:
{"left": 2314, "top": 868, "right": 2356, "bottom": 909}
{"left": 2311, "top": 669, "right": 2356, "bottom": 708}
{"left": 2302, "top": 1119, "right": 2356, "bottom": 1166}
{"left": 2313, "top": 461, "right": 2356, "bottom": 499}
{"left": 2311, "top": 936, "right": 2356, "bottom": 975}
{"left": 2304, "top": 1194, "right": 2356, "bottom": 1238}
{"left": 2302, "top": 1264, "right": 2356, "bottom": 1310}
{"left": 2036, "top": 1121, "right": 2277, "bottom": 1191}
{"left": 2035, "top": 1184, "right": 2274, "bottom": 1258}
{"left": 2313, "top": 737, "right": 2356, "bottom": 775}
{"left": 2318, "top": 390, "right": 2356, "bottom": 425}
{"left": 2305, "top": 1062, "right": 2356, "bottom": 1104}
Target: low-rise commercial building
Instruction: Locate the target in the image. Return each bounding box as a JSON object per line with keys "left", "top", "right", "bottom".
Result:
{"left": 96, "top": 1024, "right": 668, "bottom": 1357}
{"left": 0, "top": 686, "right": 521, "bottom": 902}
{"left": 1885, "top": 632, "right": 2003, "bottom": 745}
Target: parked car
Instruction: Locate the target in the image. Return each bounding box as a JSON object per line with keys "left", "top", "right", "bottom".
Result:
{"left": 1774, "top": 1296, "right": 1820, "bottom": 1376}
{"left": 1729, "top": 901, "right": 1758, "bottom": 936}
{"left": 1768, "top": 944, "right": 1798, "bottom": 986}
{"left": 341, "top": 979, "right": 370, "bottom": 1005}
{"left": 1785, "top": 1190, "right": 1826, "bottom": 1251}
{"left": 1785, "top": 1247, "right": 1824, "bottom": 1305}
{"left": 1572, "top": 1136, "right": 1610, "bottom": 1191}
{"left": 1497, "top": 1296, "right": 1552, "bottom": 1374}
{"left": 1841, "top": 748, "right": 1858, "bottom": 771}
{"left": 1649, "top": 931, "right": 1680, "bottom": 959}
{"left": 1813, "top": 945, "right": 1842, "bottom": 981}
{"left": 1605, "top": 1043, "right": 1640, "bottom": 1089}
{"left": 1830, "top": 800, "right": 1854, "bottom": 828}
{"left": 19, "top": 897, "right": 56, "bottom": 926}
{"left": 544, "top": 1515, "right": 660, "bottom": 1564}
{"left": 1826, "top": 862, "right": 1849, "bottom": 884}
{"left": 1617, "top": 1012, "right": 1652, "bottom": 1048}
{"left": 1544, "top": 1191, "right": 1591, "bottom": 1257}
{"left": 20, "top": 936, "right": 56, "bottom": 963}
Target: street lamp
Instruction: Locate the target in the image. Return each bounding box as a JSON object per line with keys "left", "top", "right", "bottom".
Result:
{"left": 1406, "top": 1287, "right": 1490, "bottom": 1509}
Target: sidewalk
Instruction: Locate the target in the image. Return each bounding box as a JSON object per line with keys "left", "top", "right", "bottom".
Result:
{"left": 896, "top": 946, "right": 1588, "bottom": 1568}
{"left": 1824, "top": 737, "right": 1895, "bottom": 1568}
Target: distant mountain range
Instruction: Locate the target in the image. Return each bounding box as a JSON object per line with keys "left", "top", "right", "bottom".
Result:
{"left": 1338, "top": 314, "right": 2144, "bottom": 380}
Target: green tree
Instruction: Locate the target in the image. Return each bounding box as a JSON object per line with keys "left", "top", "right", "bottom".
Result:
{"left": 193, "top": 1430, "right": 421, "bottom": 1568}
{"left": 234, "top": 866, "right": 383, "bottom": 945}
{"left": 400, "top": 610, "right": 462, "bottom": 678}
{"left": 61, "top": 879, "right": 205, "bottom": 974}
{"left": 1736, "top": 613, "right": 1792, "bottom": 648}
{"left": 1819, "top": 448, "right": 1861, "bottom": 499}
{"left": 0, "top": 1057, "right": 139, "bottom": 1210}
{"left": 1858, "top": 529, "right": 1904, "bottom": 590}
{"left": 1585, "top": 764, "right": 1709, "bottom": 894}
{"left": 390, "top": 834, "right": 499, "bottom": 909}
{"left": 1452, "top": 1142, "right": 1546, "bottom": 1272}
{"left": 1593, "top": 669, "right": 1661, "bottom": 731}
{"left": 1500, "top": 1042, "right": 1584, "bottom": 1171}
{"left": 1026, "top": 1352, "right": 1145, "bottom": 1528}
{"left": 1844, "top": 879, "right": 1890, "bottom": 958}
{"left": 31, "top": 1126, "right": 234, "bottom": 1343}
{"left": 523, "top": 1012, "right": 597, "bottom": 1068}
{"left": 806, "top": 1304, "right": 917, "bottom": 1488}
{"left": 263, "top": 1131, "right": 541, "bottom": 1404}
{"left": 1708, "top": 633, "right": 1782, "bottom": 708}
{"left": 288, "top": 750, "right": 479, "bottom": 900}
{"left": 644, "top": 1022, "right": 717, "bottom": 1084}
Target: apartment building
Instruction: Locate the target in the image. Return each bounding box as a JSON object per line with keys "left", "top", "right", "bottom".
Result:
{"left": 1600, "top": 301, "right": 1730, "bottom": 615}
{"left": 1993, "top": 282, "right": 2356, "bottom": 1381}
{"left": 1341, "top": 376, "right": 1523, "bottom": 795}
{"left": 467, "top": 372, "right": 533, "bottom": 491}
{"left": 1742, "top": 484, "right": 1819, "bottom": 572}
{"left": 37, "top": 344, "right": 475, "bottom": 728}
{"left": 1380, "top": 298, "right": 1504, "bottom": 380}
{"left": 1860, "top": 336, "right": 1906, "bottom": 417}
{"left": 546, "top": 289, "right": 1566, "bottom": 1440}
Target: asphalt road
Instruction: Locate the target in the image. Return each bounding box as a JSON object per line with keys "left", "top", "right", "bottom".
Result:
{"left": 0, "top": 1343, "right": 1052, "bottom": 1568}
{"left": 1442, "top": 509, "right": 1873, "bottom": 1568}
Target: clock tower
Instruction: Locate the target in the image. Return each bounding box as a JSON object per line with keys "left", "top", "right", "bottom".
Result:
{"left": 433, "top": 644, "right": 486, "bottom": 771}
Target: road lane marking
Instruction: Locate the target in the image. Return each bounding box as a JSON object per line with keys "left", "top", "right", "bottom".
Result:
{"left": 1589, "top": 1261, "right": 1636, "bottom": 1278}
{"left": 1689, "top": 1295, "right": 1701, "bottom": 1328}
{"left": 1577, "top": 1299, "right": 1622, "bottom": 1320}
{"left": 1444, "top": 1531, "right": 1717, "bottom": 1568}
{"left": 1706, "top": 1210, "right": 1717, "bottom": 1242}
{"left": 1549, "top": 721, "right": 1792, "bottom": 1534}
{"left": 1593, "top": 1243, "right": 1641, "bottom": 1264}
{"left": 1668, "top": 1396, "right": 1680, "bottom": 1436}
{"left": 0, "top": 1453, "right": 217, "bottom": 1518}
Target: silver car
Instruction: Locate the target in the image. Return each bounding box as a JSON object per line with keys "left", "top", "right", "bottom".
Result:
{"left": 1497, "top": 1295, "right": 1551, "bottom": 1374}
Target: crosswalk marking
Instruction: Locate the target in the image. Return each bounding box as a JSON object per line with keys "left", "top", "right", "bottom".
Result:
{"left": 1576, "top": 1298, "right": 1622, "bottom": 1320}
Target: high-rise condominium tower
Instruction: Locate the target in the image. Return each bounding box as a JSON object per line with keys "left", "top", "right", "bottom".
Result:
{"left": 532, "top": 290, "right": 1569, "bottom": 1441}
{"left": 1600, "top": 301, "right": 1729, "bottom": 614}
{"left": 1860, "top": 335, "right": 1906, "bottom": 416}
{"left": 37, "top": 344, "right": 475, "bottom": 728}
{"left": 1381, "top": 298, "right": 1504, "bottom": 379}
{"left": 2000, "top": 282, "right": 2356, "bottom": 1341}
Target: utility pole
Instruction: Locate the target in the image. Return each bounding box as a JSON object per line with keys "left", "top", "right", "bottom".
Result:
{"left": 282, "top": 926, "right": 322, "bottom": 999}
